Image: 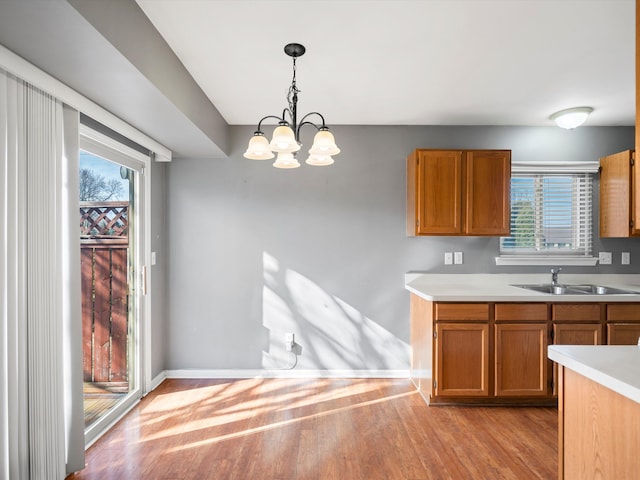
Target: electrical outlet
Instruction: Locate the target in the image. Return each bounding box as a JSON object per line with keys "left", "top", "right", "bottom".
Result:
{"left": 622, "top": 252, "right": 631, "bottom": 265}
{"left": 454, "top": 251, "right": 463, "bottom": 264}
{"left": 285, "top": 333, "right": 295, "bottom": 351}
{"left": 598, "top": 252, "right": 612, "bottom": 265}
{"left": 444, "top": 252, "right": 453, "bottom": 265}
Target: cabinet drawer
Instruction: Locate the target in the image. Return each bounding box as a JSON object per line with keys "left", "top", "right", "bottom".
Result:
{"left": 495, "top": 303, "right": 547, "bottom": 322}
{"left": 607, "top": 304, "right": 640, "bottom": 322}
{"left": 552, "top": 304, "right": 601, "bottom": 322}
{"left": 434, "top": 303, "right": 489, "bottom": 321}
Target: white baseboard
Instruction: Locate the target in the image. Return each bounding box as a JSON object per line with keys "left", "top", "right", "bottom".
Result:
{"left": 149, "top": 371, "right": 167, "bottom": 392}
{"left": 164, "top": 369, "right": 410, "bottom": 379}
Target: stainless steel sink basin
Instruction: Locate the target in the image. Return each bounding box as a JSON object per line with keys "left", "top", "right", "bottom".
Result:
{"left": 564, "top": 284, "right": 640, "bottom": 295}
{"left": 511, "top": 284, "right": 572, "bottom": 294}
{"left": 511, "top": 284, "right": 640, "bottom": 295}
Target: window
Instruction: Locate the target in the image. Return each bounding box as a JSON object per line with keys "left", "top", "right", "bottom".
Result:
{"left": 497, "top": 164, "right": 598, "bottom": 266}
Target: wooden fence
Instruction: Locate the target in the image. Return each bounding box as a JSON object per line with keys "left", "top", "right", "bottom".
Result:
{"left": 80, "top": 202, "right": 129, "bottom": 388}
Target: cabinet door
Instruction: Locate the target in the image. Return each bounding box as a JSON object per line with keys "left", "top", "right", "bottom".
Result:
{"left": 465, "top": 150, "right": 511, "bottom": 235}
{"left": 554, "top": 323, "right": 603, "bottom": 345}
{"left": 435, "top": 323, "right": 489, "bottom": 397}
{"left": 415, "top": 150, "right": 463, "bottom": 235}
{"left": 552, "top": 323, "right": 603, "bottom": 396}
{"left": 495, "top": 323, "right": 548, "bottom": 397}
{"left": 607, "top": 324, "right": 640, "bottom": 345}
{"left": 599, "top": 150, "right": 633, "bottom": 238}
{"left": 633, "top": 151, "right": 640, "bottom": 235}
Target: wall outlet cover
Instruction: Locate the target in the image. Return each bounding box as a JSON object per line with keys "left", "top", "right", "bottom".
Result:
{"left": 622, "top": 252, "right": 631, "bottom": 265}
{"left": 598, "top": 252, "right": 612, "bottom": 265}
{"left": 444, "top": 252, "right": 453, "bottom": 265}
{"left": 454, "top": 252, "right": 463, "bottom": 264}
{"left": 285, "top": 333, "right": 295, "bottom": 351}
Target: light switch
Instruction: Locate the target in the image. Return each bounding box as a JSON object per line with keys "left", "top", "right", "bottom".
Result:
{"left": 151, "top": 251, "right": 157, "bottom": 265}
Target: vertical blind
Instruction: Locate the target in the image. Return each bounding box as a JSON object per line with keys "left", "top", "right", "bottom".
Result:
{"left": 1, "top": 69, "right": 84, "bottom": 480}
{"left": 500, "top": 173, "right": 593, "bottom": 256}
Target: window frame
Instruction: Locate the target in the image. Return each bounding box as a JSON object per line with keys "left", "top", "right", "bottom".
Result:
{"left": 495, "top": 162, "right": 599, "bottom": 266}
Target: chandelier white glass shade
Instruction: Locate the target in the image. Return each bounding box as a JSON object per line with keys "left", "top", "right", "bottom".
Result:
{"left": 273, "top": 152, "right": 300, "bottom": 169}
{"left": 243, "top": 133, "right": 274, "bottom": 160}
{"left": 243, "top": 43, "right": 340, "bottom": 168}
{"left": 550, "top": 107, "right": 593, "bottom": 129}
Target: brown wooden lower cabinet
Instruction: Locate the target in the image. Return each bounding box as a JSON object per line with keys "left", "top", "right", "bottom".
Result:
{"left": 552, "top": 323, "right": 604, "bottom": 396}
{"left": 606, "top": 303, "right": 640, "bottom": 345}
{"left": 435, "top": 323, "right": 489, "bottom": 397}
{"left": 607, "top": 323, "right": 640, "bottom": 344}
{"left": 554, "top": 323, "right": 603, "bottom": 345}
{"left": 494, "top": 323, "right": 548, "bottom": 397}
{"left": 409, "top": 295, "right": 640, "bottom": 406}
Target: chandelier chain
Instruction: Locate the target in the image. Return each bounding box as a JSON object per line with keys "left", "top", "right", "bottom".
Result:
{"left": 287, "top": 57, "right": 300, "bottom": 117}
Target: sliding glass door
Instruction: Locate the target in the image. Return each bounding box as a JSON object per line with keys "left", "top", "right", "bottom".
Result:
{"left": 79, "top": 126, "right": 147, "bottom": 445}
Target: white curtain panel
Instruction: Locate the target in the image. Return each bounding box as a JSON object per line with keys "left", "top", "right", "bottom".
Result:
{"left": 0, "top": 69, "right": 84, "bottom": 479}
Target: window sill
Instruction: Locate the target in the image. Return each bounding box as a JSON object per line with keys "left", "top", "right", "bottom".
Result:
{"left": 495, "top": 256, "right": 599, "bottom": 267}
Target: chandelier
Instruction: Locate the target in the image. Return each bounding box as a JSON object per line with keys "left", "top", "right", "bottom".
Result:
{"left": 243, "top": 43, "right": 340, "bottom": 168}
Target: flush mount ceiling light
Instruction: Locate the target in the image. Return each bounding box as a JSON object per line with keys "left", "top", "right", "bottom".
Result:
{"left": 550, "top": 107, "right": 594, "bottom": 129}
{"left": 243, "top": 43, "right": 340, "bottom": 169}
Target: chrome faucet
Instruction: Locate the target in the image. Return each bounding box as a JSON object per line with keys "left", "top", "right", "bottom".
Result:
{"left": 551, "top": 267, "right": 562, "bottom": 286}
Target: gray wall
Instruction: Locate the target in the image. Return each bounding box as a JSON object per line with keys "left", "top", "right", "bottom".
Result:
{"left": 150, "top": 161, "right": 168, "bottom": 379}
{"left": 166, "top": 125, "right": 640, "bottom": 371}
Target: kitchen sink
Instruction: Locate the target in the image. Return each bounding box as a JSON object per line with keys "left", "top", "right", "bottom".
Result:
{"left": 511, "top": 284, "right": 640, "bottom": 295}
{"left": 564, "top": 284, "right": 640, "bottom": 295}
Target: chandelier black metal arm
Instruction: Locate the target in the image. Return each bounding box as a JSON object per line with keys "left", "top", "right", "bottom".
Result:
{"left": 297, "top": 112, "right": 329, "bottom": 137}
{"left": 254, "top": 112, "right": 328, "bottom": 141}
{"left": 254, "top": 115, "right": 285, "bottom": 135}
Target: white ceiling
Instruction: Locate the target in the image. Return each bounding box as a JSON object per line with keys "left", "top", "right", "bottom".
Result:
{"left": 136, "top": 0, "right": 635, "bottom": 128}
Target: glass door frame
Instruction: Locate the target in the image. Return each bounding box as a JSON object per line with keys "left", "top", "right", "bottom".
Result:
{"left": 79, "top": 124, "right": 151, "bottom": 447}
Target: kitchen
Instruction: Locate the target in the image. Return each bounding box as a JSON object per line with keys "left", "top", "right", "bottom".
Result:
{"left": 1, "top": 1, "right": 639, "bottom": 479}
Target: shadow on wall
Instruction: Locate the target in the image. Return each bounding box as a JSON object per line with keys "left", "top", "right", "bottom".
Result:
{"left": 261, "top": 252, "right": 409, "bottom": 371}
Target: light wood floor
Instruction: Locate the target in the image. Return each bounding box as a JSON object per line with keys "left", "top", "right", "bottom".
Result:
{"left": 69, "top": 378, "right": 557, "bottom": 480}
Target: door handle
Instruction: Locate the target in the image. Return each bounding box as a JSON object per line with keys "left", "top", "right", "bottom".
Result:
{"left": 141, "top": 266, "right": 147, "bottom": 296}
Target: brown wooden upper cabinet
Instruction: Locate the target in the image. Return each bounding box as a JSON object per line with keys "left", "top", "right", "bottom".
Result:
{"left": 407, "top": 149, "right": 511, "bottom": 236}
{"left": 599, "top": 150, "right": 640, "bottom": 237}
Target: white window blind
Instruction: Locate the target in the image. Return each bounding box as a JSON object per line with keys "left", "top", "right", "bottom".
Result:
{"left": 500, "top": 173, "right": 593, "bottom": 256}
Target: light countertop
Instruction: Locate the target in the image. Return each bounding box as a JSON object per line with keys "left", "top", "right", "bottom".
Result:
{"left": 548, "top": 345, "right": 640, "bottom": 404}
{"left": 405, "top": 273, "right": 640, "bottom": 302}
